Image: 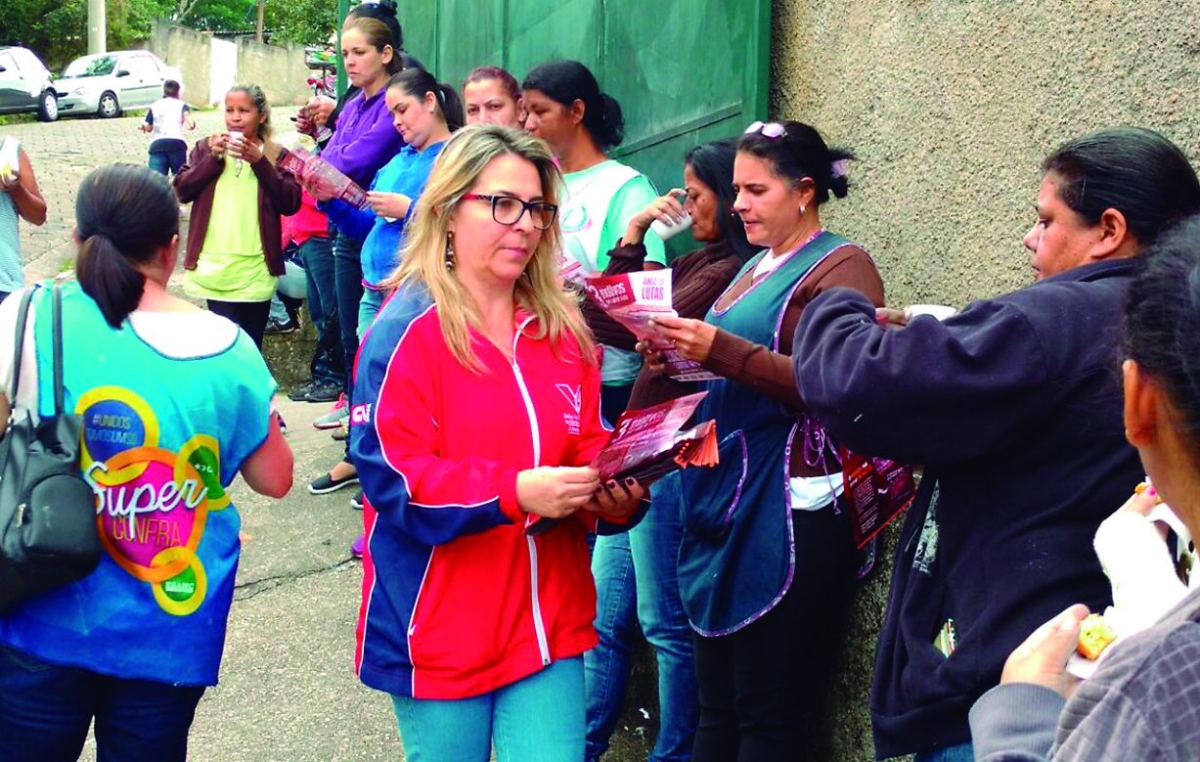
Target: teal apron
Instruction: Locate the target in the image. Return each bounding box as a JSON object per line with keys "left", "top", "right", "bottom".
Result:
{"left": 679, "top": 231, "right": 851, "bottom": 636}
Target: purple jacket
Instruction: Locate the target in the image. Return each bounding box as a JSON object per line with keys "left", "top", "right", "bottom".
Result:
{"left": 320, "top": 88, "right": 405, "bottom": 188}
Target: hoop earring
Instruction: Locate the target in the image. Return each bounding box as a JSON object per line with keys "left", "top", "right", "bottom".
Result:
{"left": 445, "top": 232, "right": 456, "bottom": 270}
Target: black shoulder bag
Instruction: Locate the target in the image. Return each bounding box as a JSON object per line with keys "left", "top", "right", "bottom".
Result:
{"left": 0, "top": 284, "right": 101, "bottom": 614}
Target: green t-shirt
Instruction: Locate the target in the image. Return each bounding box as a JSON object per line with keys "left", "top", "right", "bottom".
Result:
{"left": 562, "top": 160, "right": 667, "bottom": 387}
{"left": 562, "top": 160, "right": 667, "bottom": 272}
{"left": 184, "top": 157, "right": 276, "bottom": 302}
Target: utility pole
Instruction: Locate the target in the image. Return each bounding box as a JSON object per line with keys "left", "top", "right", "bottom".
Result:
{"left": 88, "top": 0, "right": 107, "bottom": 54}
{"left": 256, "top": 0, "right": 265, "bottom": 43}
{"left": 336, "top": 0, "right": 349, "bottom": 96}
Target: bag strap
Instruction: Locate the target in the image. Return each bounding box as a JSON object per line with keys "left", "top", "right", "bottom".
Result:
{"left": 52, "top": 281, "right": 64, "bottom": 415}
{"left": 7, "top": 288, "right": 36, "bottom": 407}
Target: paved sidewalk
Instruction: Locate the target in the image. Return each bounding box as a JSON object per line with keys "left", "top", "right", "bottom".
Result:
{"left": 9, "top": 110, "right": 407, "bottom": 761}
{"left": 8, "top": 110, "right": 658, "bottom": 762}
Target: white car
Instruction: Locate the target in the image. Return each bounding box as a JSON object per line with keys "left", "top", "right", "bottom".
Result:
{"left": 54, "top": 50, "right": 182, "bottom": 119}
{"left": 0, "top": 46, "right": 58, "bottom": 121}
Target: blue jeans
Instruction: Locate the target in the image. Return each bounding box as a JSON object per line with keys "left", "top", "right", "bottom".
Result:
{"left": 269, "top": 292, "right": 289, "bottom": 322}
{"left": 914, "top": 741, "right": 975, "bottom": 762}
{"left": 586, "top": 473, "right": 699, "bottom": 762}
{"left": 300, "top": 235, "right": 343, "bottom": 387}
{"left": 0, "top": 644, "right": 206, "bottom": 762}
{"left": 148, "top": 142, "right": 186, "bottom": 177}
{"left": 332, "top": 232, "right": 364, "bottom": 394}
{"left": 629, "top": 472, "right": 698, "bottom": 761}
{"left": 358, "top": 286, "right": 385, "bottom": 339}
{"left": 585, "top": 532, "right": 638, "bottom": 761}
{"left": 392, "top": 656, "right": 585, "bottom": 762}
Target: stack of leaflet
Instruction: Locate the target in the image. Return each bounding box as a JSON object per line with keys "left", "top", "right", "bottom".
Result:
{"left": 592, "top": 392, "right": 718, "bottom": 485}
{"left": 524, "top": 393, "right": 718, "bottom": 536}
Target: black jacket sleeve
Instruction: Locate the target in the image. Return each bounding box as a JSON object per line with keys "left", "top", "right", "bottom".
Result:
{"left": 792, "top": 287, "right": 1056, "bottom": 464}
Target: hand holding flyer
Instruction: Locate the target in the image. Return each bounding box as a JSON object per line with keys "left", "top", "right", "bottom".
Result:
{"left": 524, "top": 393, "right": 719, "bottom": 536}
{"left": 583, "top": 270, "right": 718, "bottom": 382}
{"left": 278, "top": 146, "right": 370, "bottom": 210}
{"left": 591, "top": 392, "right": 718, "bottom": 484}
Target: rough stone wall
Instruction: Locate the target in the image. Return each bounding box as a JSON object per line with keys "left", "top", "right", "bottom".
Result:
{"left": 771, "top": 3, "right": 1200, "bottom": 761}
{"left": 150, "top": 20, "right": 311, "bottom": 109}
{"left": 772, "top": 0, "right": 1200, "bottom": 307}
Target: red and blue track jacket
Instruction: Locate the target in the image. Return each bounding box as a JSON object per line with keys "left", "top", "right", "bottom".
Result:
{"left": 349, "top": 284, "right": 622, "bottom": 699}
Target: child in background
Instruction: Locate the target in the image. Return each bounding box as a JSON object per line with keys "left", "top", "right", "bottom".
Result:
{"left": 175, "top": 84, "right": 302, "bottom": 349}
{"left": 140, "top": 80, "right": 195, "bottom": 178}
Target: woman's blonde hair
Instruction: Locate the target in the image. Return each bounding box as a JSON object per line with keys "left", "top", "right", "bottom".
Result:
{"left": 385, "top": 124, "right": 594, "bottom": 371}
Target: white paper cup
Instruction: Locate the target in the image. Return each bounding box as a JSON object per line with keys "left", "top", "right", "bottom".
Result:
{"left": 904, "top": 304, "right": 957, "bottom": 321}
{"left": 650, "top": 212, "right": 693, "bottom": 241}
{"left": 227, "top": 130, "right": 244, "bottom": 151}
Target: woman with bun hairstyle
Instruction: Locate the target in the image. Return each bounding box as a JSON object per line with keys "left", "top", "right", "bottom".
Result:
{"left": 0, "top": 164, "right": 292, "bottom": 762}
{"left": 969, "top": 214, "right": 1200, "bottom": 761}
{"left": 463, "top": 66, "right": 525, "bottom": 128}
{"left": 522, "top": 59, "right": 666, "bottom": 422}
{"left": 303, "top": 15, "right": 406, "bottom": 502}
{"left": 648, "top": 120, "right": 885, "bottom": 759}
{"left": 794, "top": 127, "right": 1200, "bottom": 761}
{"left": 319, "top": 67, "right": 463, "bottom": 331}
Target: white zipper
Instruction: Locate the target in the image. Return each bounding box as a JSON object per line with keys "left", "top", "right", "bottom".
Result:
{"left": 510, "top": 316, "right": 551, "bottom": 665}
{"left": 526, "top": 535, "right": 551, "bottom": 665}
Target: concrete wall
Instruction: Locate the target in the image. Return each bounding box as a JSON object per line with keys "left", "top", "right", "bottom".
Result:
{"left": 771, "top": 3, "right": 1200, "bottom": 760}
{"left": 153, "top": 21, "right": 213, "bottom": 106}
{"left": 151, "top": 20, "right": 311, "bottom": 108}
{"left": 236, "top": 37, "right": 312, "bottom": 107}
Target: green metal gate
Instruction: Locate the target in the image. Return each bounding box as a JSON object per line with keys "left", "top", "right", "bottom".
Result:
{"left": 398, "top": 0, "right": 772, "bottom": 247}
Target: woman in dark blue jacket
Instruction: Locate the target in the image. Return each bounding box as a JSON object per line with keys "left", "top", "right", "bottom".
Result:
{"left": 793, "top": 127, "right": 1200, "bottom": 762}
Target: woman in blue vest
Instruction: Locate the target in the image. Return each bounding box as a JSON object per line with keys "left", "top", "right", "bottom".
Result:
{"left": 0, "top": 164, "right": 293, "bottom": 762}
{"left": 651, "top": 120, "right": 885, "bottom": 760}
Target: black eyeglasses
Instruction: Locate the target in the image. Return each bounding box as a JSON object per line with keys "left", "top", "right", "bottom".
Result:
{"left": 461, "top": 193, "right": 558, "bottom": 230}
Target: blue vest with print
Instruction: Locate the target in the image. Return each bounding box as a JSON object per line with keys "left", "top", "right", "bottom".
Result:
{"left": 0, "top": 280, "right": 274, "bottom": 686}
{"left": 679, "top": 231, "right": 849, "bottom": 635}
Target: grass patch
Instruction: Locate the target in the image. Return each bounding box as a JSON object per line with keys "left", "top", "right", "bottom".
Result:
{"left": 0, "top": 113, "right": 37, "bottom": 126}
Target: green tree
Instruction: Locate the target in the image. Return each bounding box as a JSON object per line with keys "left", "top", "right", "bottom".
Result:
{"left": 1, "top": 0, "right": 174, "bottom": 69}
{"left": 178, "top": 0, "right": 256, "bottom": 32}
{"left": 264, "top": 0, "right": 337, "bottom": 46}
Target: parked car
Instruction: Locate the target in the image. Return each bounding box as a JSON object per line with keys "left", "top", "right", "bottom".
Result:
{"left": 0, "top": 46, "right": 58, "bottom": 121}
{"left": 54, "top": 50, "right": 182, "bottom": 119}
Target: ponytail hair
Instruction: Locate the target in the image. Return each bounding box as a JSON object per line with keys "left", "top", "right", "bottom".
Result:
{"left": 522, "top": 60, "right": 624, "bottom": 149}
{"left": 387, "top": 67, "right": 465, "bottom": 132}
{"left": 74, "top": 164, "right": 179, "bottom": 327}
{"left": 737, "top": 120, "right": 854, "bottom": 206}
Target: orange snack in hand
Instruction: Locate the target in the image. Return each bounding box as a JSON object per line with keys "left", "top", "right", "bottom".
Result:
{"left": 1077, "top": 613, "right": 1117, "bottom": 661}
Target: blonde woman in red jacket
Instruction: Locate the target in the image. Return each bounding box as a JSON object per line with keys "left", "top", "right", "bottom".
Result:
{"left": 347, "top": 124, "right": 645, "bottom": 760}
